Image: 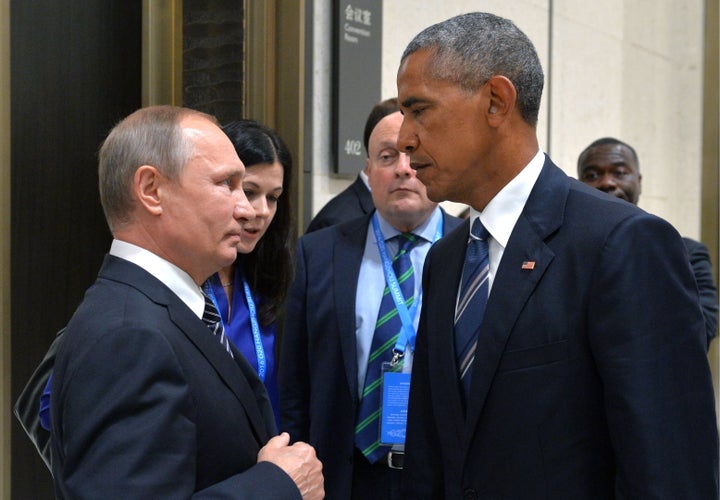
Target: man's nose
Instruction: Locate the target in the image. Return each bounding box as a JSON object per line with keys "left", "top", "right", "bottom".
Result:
{"left": 395, "top": 153, "right": 413, "bottom": 177}
{"left": 397, "top": 121, "right": 417, "bottom": 154}
{"left": 234, "top": 190, "right": 255, "bottom": 221}
{"left": 597, "top": 173, "right": 618, "bottom": 191}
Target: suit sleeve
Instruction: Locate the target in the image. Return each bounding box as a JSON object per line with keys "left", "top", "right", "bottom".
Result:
{"left": 402, "top": 248, "right": 445, "bottom": 499}
{"left": 588, "top": 215, "right": 719, "bottom": 497}
{"left": 279, "top": 241, "right": 311, "bottom": 443}
{"left": 52, "top": 325, "right": 299, "bottom": 499}
{"left": 685, "top": 239, "right": 719, "bottom": 349}
{"left": 13, "top": 327, "right": 65, "bottom": 471}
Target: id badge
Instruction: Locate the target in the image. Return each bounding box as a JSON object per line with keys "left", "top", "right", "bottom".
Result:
{"left": 379, "top": 361, "right": 411, "bottom": 445}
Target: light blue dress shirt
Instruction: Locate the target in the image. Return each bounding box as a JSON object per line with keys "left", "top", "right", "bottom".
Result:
{"left": 354, "top": 207, "right": 443, "bottom": 398}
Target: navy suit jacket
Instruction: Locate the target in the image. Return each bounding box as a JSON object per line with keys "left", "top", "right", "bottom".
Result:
{"left": 280, "top": 209, "right": 462, "bottom": 499}
{"left": 305, "top": 175, "right": 374, "bottom": 233}
{"left": 51, "top": 255, "right": 300, "bottom": 499}
{"left": 682, "top": 237, "right": 719, "bottom": 348}
{"left": 402, "top": 157, "right": 719, "bottom": 499}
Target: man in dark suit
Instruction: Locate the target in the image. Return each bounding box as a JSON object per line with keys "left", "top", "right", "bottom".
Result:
{"left": 304, "top": 99, "right": 400, "bottom": 233}
{"left": 577, "top": 136, "right": 718, "bottom": 349}
{"left": 396, "top": 12, "right": 718, "bottom": 498}
{"left": 280, "top": 98, "right": 462, "bottom": 499}
{"left": 50, "top": 105, "right": 324, "bottom": 499}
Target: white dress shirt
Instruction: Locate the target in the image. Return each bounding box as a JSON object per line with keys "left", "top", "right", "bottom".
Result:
{"left": 110, "top": 239, "right": 205, "bottom": 319}
{"left": 466, "top": 149, "right": 545, "bottom": 292}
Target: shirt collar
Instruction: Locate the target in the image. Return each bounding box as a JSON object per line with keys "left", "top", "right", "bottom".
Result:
{"left": 469, "top": 149, "right": 545, "bottom": 248}
{"left": 375, "top": 206, "right": 443, "bottom": 243}
{"left": 359, "top": 170, "right": 370, "bottom": 190}
{"left": 109, "top": 239, "right": 206, "bottom": 318}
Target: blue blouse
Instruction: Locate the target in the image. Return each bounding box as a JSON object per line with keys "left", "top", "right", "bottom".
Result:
{"left": 205, "top": 271, "right": 280, "bottom": 429}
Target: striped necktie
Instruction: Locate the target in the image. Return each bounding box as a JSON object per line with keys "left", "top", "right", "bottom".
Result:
{"left": 201, "top": 290, "right": 234, "bottom": 358}
{"left": 355, "top": 232, "right": 418, "bottom": 463}
{"left": 454, "top": 219, "right": 490, "bottom": 408}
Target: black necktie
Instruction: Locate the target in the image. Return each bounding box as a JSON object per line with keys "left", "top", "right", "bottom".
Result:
{"left": 454, "top": 219, "right": 490, "bottom": 407}
{"left": 201, "top": 290, "right": 234, "bottom": 358}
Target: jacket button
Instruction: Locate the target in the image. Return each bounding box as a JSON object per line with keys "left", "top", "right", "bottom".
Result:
{"left": 463, "top": 488, "right": 477, "bottom": 500}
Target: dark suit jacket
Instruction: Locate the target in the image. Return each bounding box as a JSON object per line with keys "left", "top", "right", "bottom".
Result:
{"left": 280, "top": 209, "right": 462, "bottom": 499}
{"left": 402, "top": 157, "right": 719, "bottom": 499}
{"left": 683, "top": 237, "right": 719, "bottom": 348}
{"left": 51, "top": 255, "right": 300, "bottom": 499}
{"left": 13, "top": 328, "right": 64, "bottom": 471}
{"left": 305, "top": 175, "right": 374, "bottom": 233}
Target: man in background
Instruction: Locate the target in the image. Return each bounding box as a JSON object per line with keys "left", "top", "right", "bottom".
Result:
{"left": 50, "top": 105, "right": 323, "bottom": 499}
{"left": 280, "top": 97, "right": 462, "bottom": 499}
{"left": 578, "top": 136, "right": 718, "bottom": 349}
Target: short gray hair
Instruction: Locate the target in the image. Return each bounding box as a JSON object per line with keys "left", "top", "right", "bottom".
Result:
{"left": 401, "top": 12, "right": 544, "bottom": 127}
{"left": 98, "top": 105, "right": 216, "bottom": 232}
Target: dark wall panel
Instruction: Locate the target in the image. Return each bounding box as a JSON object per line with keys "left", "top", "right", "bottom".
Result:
{"left": 10, "top": 1, "right": 142, "bottom": 497}
{"left": 183, "top": 0, "right": 244, "bottom": 123}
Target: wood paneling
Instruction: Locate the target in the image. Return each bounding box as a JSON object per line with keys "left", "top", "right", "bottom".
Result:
{"left": 10, "top": 2, "right": 142, "bottom": 497}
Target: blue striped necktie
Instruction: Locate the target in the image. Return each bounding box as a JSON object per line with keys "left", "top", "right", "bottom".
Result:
{"left": 454, "top": 219, "right": 490, "bottom": 408}
{"left": 355, "top": 232, "right": 418, "bottom": 463}
{"left": 201, "top": 290, "right": 234, "bottom": 358}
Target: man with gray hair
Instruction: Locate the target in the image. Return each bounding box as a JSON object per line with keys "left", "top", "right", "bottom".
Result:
{"left": 397, "top": 12, "right": 718, "bottom": 498}
{"left": 50, "top": 105, "right": 324, "bottom": 499}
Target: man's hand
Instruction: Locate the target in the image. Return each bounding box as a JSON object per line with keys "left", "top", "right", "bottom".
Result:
{"left": 258, "top": 432, "right": 324, "bottom": 500}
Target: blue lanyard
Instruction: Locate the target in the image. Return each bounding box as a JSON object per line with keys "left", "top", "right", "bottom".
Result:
{"left": 241, "top": 276, "right": 266, "bottom": 382}
{"left": 372, "top": 213, "right": 444, "bottom": 361}
{"left": 204, "top": 274, "right": 267, "bottom": 382}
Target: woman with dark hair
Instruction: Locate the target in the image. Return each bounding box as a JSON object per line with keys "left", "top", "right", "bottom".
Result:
{"left": 203, "top": 119, "right": 294, "bottom": 427}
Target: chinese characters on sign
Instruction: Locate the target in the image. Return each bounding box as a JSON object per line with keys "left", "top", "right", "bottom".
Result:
{"left": 345, "top": 4, "right": 373, "bottom": 27}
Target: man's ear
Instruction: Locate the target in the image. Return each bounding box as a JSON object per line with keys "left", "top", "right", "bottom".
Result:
{"left": 485, "top": 75, "right": 517, "bottom": 126}
{"left": 134, "top": 165, "right": 164, "bottom": 216}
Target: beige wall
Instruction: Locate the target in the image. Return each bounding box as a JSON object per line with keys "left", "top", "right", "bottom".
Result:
{"left": 549, "top": 0, "right": 705, "bottom": 238}
{"left": 1, "top": 0, "right": 10, "bottom": 496}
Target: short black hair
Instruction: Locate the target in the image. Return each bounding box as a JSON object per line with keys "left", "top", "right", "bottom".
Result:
{"left": 401, "top": 12, "right": 544, "bottom": 127}
{"left": 577, "top": 137, "right": 640, "bottom": 174}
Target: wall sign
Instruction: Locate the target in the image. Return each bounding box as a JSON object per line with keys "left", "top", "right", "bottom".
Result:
{"left": 333, "top": 0, "right": 382, "bottom": 175}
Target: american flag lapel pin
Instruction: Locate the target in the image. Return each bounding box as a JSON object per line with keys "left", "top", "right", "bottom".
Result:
{"left": 521, "top": 260, "right": 536, "bottom": 270}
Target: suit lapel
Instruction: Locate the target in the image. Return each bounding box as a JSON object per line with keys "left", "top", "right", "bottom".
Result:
{"left": 463, "top": 158, "right": 566, "bottom": 439}
{"left": 100, "top": 256, "right": 270, "bottom": 445}
{"left": 463, "top": 215, "right": 555, "bottom": 431}
{"left": 425, "top": 222, "right": 470, "bottom": 448}
{"left": 168, "top": 305, "right": 270, "bottom": 444}
{"left": 334, "top": 215, "right": 372, "bottom": 405}
{"left": 410, "top": 213, "right": 466, "bottom": 449}
{"left": 352, "top": 176, "right": 374, "bottom": 214}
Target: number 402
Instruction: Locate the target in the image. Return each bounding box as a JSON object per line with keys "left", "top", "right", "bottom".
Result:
{"left": 344, "top": 139, "right": 362, "bottom": 156}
